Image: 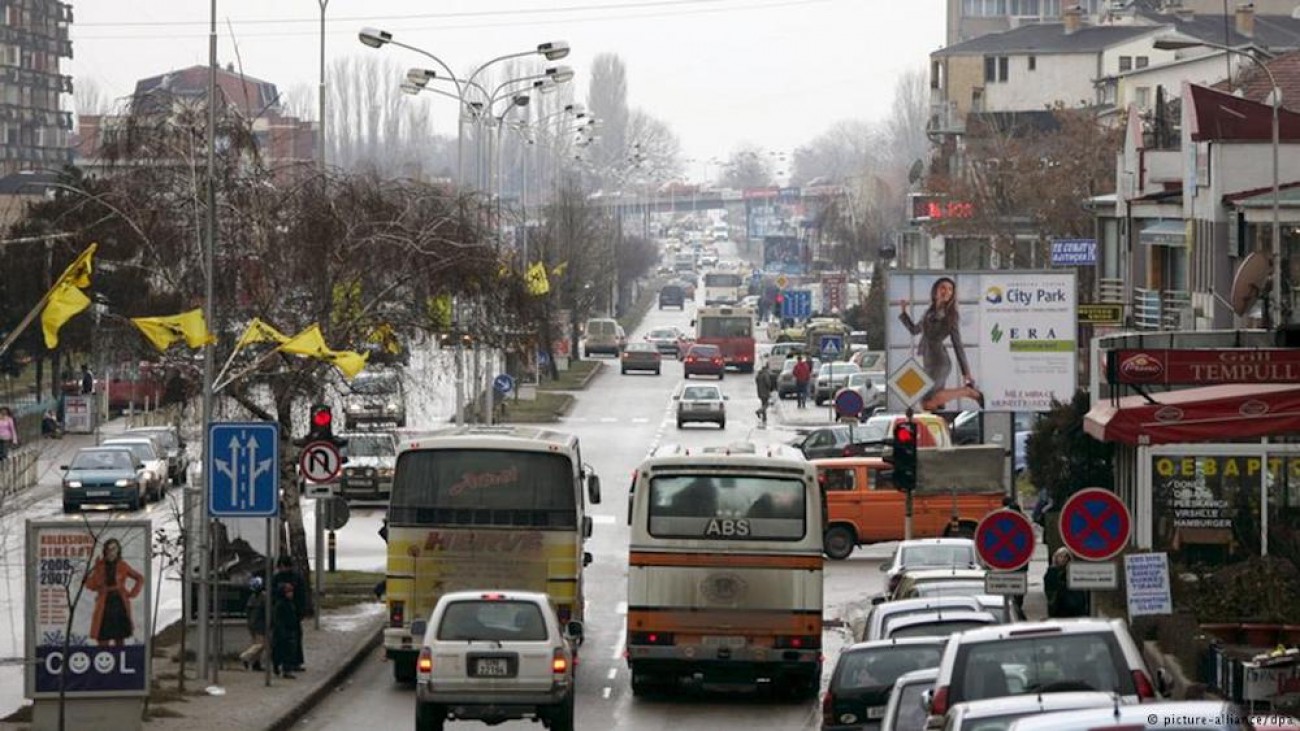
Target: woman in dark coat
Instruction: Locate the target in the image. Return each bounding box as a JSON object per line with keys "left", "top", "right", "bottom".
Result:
{"left": 1045, "top": 547, "right": 1090, "bottom": 618}
{"left": 897, "top": 277, "right": 984, "bottom": 411}
{"left": 271, "top": 582, "right": 301, "bottom": 678}
{"left": 84, "top": 538, "right": 144, "bottom": 646}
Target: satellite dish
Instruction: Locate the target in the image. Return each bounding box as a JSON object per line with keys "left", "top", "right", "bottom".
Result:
{"left": 1230, "top": 251, "right": 1272, "bottom": 316}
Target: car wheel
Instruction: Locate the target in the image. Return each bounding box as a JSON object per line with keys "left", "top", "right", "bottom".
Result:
{"left": 414, "top": 701, "right": 445, "bottom": 731}
{"left": 823, "top": 525, "right": 856, "bottom": 560}
{"left": 655, "top": 368, "right": 661, "bottom": 375}
{"left": 128, "top": 493, "right": 142, "bottom": 512}
{"left": 62, "top": 502, "right": 77, "bottom": 514}
{"left": 676, "top": 419, "right": 684, "bottom": 429}
{"left": 718, "top": 419, "right": 726, "bottom": 429}
{"left": 621, "top": 368, "right": 627, "bottom": 375}
{"left": 548, "top": 693, "right": 576, "bottom": 731}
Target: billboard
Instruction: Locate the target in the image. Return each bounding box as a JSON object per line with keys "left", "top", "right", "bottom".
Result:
{"left": 763, "top": 235, "right": 806, "bottom": 275}
{"left": 26, "top": 520, "right": 151, "bottom": 698}
{"left": 885, "top": 271, "right": 1077, "bottom": 413}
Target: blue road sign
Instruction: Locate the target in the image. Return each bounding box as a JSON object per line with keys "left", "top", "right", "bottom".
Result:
{"left": 833, "top": 388, "right": 864, "bottom": 418}
{"left": 781, "top": 289, "right": 812, "bottom": 320}
{"left": 208, "top": 422, "right": 280, "bottom": 517}
{"left": 493, "top": 373, "right": 516, "bottom": 395}
{"left": 820, "top": 335, "right": 844, "bottom": 358}
{"left": 1051, "top": 238, "right": 1097, "bottom": 266}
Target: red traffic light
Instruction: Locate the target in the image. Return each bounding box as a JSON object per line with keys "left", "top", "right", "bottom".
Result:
{"left": 895, "top": 423, "right": 916, "bottom": 444}
{"left": 311, "top": 405, "right": 332, "bottom": 429}
{"left": 775, "top": 293, "right": 785, "bottom": 305}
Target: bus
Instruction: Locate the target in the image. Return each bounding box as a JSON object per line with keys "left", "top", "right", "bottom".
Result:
{"left": 694, "top": 305, "right": 756, "bottom": 371}
{"left": 625, "top": 443, "right": 823, "bottom": 698}
{"left": 382, "top": 426, "right": 602, "bottom": 682}
{"left": 701, "top": 271, "right": 745, "bottom": 306}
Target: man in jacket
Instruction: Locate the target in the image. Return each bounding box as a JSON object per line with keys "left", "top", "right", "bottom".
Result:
{"left": 240, "top": 577, "right": 266, "bottom": 671}
{"left": 272, "top": 556, "right": 307, "bottom": 672}
{"left": 754, "top": 363, "right": 774, "bottom": 424}
{"left": 792, "top": 356, "right": 813, "bottom": 409}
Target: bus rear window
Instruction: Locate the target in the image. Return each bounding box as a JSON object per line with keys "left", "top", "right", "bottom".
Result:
{"left": 698, "top": 317, "right": 752, "bottom": 339}
{"left": 647, "top": 475, "right": 806, "bottom": 540}
{"left": 390, "top": 450, "right": 576, "bottom": 528}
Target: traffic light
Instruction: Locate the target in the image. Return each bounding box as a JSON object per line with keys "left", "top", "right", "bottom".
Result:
{"left": 295, "top": 403, "right": 347, "bottom": 449}
{"left": 886, "top": 420, "right": 918, "bottom": 492}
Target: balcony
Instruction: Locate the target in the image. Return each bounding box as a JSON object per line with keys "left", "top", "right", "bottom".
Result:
{"left": 1098, "top": 278, "right": 1124, "bottom": 304}
{"left": 1134, "top": 288, "right": 1191, "bottom": 331}
{"left": 927, "top": 100, "right": 964, "bottom": 136}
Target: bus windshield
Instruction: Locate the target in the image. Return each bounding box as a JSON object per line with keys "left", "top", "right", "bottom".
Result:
{"left": 390, "top": 449, "right": 576, "bottom": 527}
{"left": 703, "top": 273, "right": 743, "bottom": 288}
{"left": 698, "top": 317, "right": 752, "bottom": 339}
{"left": 648, "top": 474, "right": 806, "bottom": 540}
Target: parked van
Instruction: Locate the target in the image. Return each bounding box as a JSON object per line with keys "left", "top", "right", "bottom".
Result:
{"left": 583, "top": 318, "right": 626, "bottom": 357}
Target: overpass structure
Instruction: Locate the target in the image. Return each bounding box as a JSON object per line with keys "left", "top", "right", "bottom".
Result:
{"left": 591, "top": 184, "right": 847, "bottom": 216}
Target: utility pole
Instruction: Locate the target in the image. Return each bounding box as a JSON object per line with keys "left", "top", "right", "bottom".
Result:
{"left": 318, "top": 0, "right": 329, "bottom": 172}
{"left": 198, "top": 0, "right": 218, "bottom": 683}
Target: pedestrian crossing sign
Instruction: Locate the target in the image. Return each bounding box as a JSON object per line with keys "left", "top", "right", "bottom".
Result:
{"left": 819, "top": 335, "right": 843, "bottom": 358}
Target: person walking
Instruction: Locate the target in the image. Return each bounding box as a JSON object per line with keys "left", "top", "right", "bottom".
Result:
{"left": 792, "top": 356, "right": 812, "bottom": 409}
{"left": 0, "top": 406, "right": 17, "bottom": 461}
{"left": 240, "top": 576, "right": 267, "bottom": 671}
{"left": 754, "top": 363, "right": 774, "bottom": 424}
{"left": 271, "top": 582, "right": 301, "bottom": 678}
{"left": 272, "top": 555, "right": 307, "bottom": 672}
{"left": 79, "top": 365, "right": 95, "bottom": 395}
{"left": 1045, "top": 547, "right": 1089, "bottom": 618}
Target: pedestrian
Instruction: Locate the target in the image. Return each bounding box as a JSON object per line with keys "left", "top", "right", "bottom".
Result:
{"left": 754, "top": 363, "right": 774, "bottom": 424}
{"left": 41, "top": 409, "right": 61, "bottom": 439}
{"left": 1045, "top": 547, "right": 1089, "bottom": 618}
{"left": 1032, "top": 488, "right": 1054, "bottom": 527}
{"left": 0, "top": 406, "right": 17, "bottom": 461}
{"left": 271, "top": 582, "right": 301, "bottom": 679}
{"left": 79, "top": 365, "right": 95, "bottom": 395}
{"left": 792, "top": 356, "right": 812, "bottom": 409}
{"left": 240, "top": 576, "right": 267, "bottom": 671}
{"left": 272, "top": 555, "right": 307, "bottom": 672}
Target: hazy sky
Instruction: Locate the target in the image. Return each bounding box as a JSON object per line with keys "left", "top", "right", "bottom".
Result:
{"left": 68, "top": 0, "right": 944, "bottom": 178}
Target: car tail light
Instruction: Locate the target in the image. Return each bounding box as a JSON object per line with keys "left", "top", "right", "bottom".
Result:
{"left": 712, "top": 358, "right": 722, "bottom": 365}
{"left": 417, "top": 647, "right": 433, "bottom": 675}
{"left": 774, "top": 635, "right": 820, "bottom": 650}
{"left": 630, "top": 631, "right": 674, "bottom": 645}
{"left": 389, "top": 600, "right": 405, "bottom": 627}
{"left": 552, "top": 649, "right": 569, "bottom": 674}
{"left": 480, "top": 593, "right": 505, "bottom": 601}
{"left": 821, "top": 690, "right": 835, "bottom": 722}
{"left": 1132, "top": 669, "right": 1156, "bottom": 699}
{"left": 686, "top": 357, "right": 697, "bottom": 363}
{"left": 930, "top": 686, "right": 949, "bottom": 717}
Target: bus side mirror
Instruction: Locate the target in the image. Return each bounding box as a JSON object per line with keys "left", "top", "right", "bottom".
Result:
{"left": 583, "top": 515, "right": 593, "bottom": 538}
{"left": 587, "top": 473, "right": 602, "bottom": 505}
{"left": 921, "top": 689, "right": 934, "bottom": 713}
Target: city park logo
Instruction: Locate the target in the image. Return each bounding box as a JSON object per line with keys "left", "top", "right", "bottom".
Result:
{"left": 985, "top": 286, "right": 1003, "bottom": 305}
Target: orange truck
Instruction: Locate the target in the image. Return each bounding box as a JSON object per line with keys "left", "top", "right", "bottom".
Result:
{"left": 812, "top": 445, "right": 1007, "bottom": 559}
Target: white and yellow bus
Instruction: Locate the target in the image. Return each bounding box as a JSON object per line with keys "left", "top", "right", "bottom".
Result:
{"left": 625, "top": 442, "right": 823, "bottom": 698}
{"left": 383, "top": 426, "right": 601, "bottom": 683}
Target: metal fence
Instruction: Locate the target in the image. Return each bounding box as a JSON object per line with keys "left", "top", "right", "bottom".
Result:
{"left": 0, "top": 446, "right": 39, "bottom": 498}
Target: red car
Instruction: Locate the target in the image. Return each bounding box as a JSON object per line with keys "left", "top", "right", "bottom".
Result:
{"left": 683, "top": 344, "right": 725, "bottom": 380}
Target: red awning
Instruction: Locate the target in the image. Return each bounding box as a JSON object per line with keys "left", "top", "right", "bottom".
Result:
{"left": 1084, "top": 384, "right": 1300, "bottom": 446}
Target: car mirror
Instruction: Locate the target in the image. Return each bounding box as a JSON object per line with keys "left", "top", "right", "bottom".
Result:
{"left": 921, "top": 688, "right": 934, "bottom": 713}
{"left": 871, "top": 594, "right": 887, "bottom": 605}
{"left": 60, "top": 465, "right": 69, "bottom": 470}
{"left": 583, "top": 551, "right": 593, "bottom": 567}
{"left": 587, "top": 473, "right": 602, "bottom": 505}
{"left": 583, "top": 515, "right": 593, "bottom": 539}
{"left": 410, "top": 618, "right": 428, "bottom": 639}
{"left": 136, "top": 463, "right": 146, "bottom": 471}
{"left": 723, "top": 395, "right": 730, "bottom": 401}
{"left": 672, "top": 395, "right": 680, "bottom": 400}
{"left": 565, "top": 620, "right": 584, "bottom": 641}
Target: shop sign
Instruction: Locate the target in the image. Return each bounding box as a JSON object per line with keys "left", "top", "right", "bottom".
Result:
{"left": 1108, "top": 348, "right": 1300, "bottom": 386}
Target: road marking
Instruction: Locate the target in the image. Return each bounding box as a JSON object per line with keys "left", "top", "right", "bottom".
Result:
{"left": 611, "top": 620, "right": 626, "bottom": 660}
{"left": 631, "top": 417, "right": 649, "bottom": 424}
{"left": 616, "top": 601, "right": 627, "bottom": 615}
{"left": 607, "top": 668, "right": 618, "bottom": 680}
{"left": 599, "top": 417, "right": 618, "bottom": 423}
{"left": 602, "top": 686, "right": 613, "bottom": 699}
{"left": 591, "top": 514, "right": 616, "bottom": 525}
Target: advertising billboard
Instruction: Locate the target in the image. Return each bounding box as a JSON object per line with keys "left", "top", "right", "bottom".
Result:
{"left": 885, "top": 271, "right": 1077, "bottom": 413}
{"left": 762, "top": 235, "right": 806, "bottom": 275}
{"left": 25, "top": 520, "right": 151, "bottom": 698}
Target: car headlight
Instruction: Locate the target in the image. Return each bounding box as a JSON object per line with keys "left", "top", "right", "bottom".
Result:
{"left": 142, "top": 470, "right": 156, "bottom": 482}
{"left": 346, "top": 404, "right": 362, "bottom": 413}
{"left": 115, "top": 479, "right": 134, "bottom": 487}
{"left": 378, "top": 468, "right": 394, "bottom": 478}
{"left": 387, "top": 402, "right": 399, "bottom": 411}
{"left": 65, "top": 480, "right": 83, "bottom": 489}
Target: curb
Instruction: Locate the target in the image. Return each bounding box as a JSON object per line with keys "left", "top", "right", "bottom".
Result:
{"left": 576, "top": 361, "right": 605, "bottom": 389}
{"left": 268, "top": 624, "right": 384, "bottom": 731}
{"left": 552, "top": 394, "right": 577, "bottom": 417}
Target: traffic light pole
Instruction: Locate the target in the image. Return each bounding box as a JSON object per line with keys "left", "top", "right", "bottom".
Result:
{"left": 314, "top": 498, "right": 323, "bottom": 631}
{"left": 904, "top": 408, "right": 915, "bottom": 541}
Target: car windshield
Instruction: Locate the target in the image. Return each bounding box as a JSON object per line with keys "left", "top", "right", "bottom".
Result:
{"left": 350, "top": 374, "right": 399, "bottom": 395}
{"left": 107, "top": 442, "right": 155, "bottom": 462}
{"left": 847, "top": 373, "right": 870, "bottom": 386}
{"left": 854, "top": 419, "right": 893, "bottom": 443}
{"left": 912, "top": 581, "right": 987, "bottom": 598}
{"left": 627, "top": 343, "right": 656, "bottom": 353}
{"left": 682, "top": 387, "right": 721, "bottom": 401}
{"left": 889, "top": 619, "right": 992, "bottom": 639}
{"left": 650, "top": 329, "right": 677, "bottom": 338}
{"left": 437, "top": 600, "right": 548, "bottom": 642}
{"left": 346, "top": 435, "right": 394, "bottom": 457}
{"left": 954, "top": 632, "right": 1131, "bottom": 702}
{"left": 891, "top": 680, "right": 934, "bottom": 731}
{"left": 857, "top": 353, "right": 884, "bottom": 369}
{"left": 833, "top": 645, "right": 943, "bottom": 691}
{"left": 127, "top": 431, "right": 176, "bottom": 449}
{"left": 827, "top": 364, "right": 859, "bottom": 375}
{"left": 901, "top": 544, "right": 976, "bottom": 569}
{"left": 70, "top": 450, "right": 134, "bottom": 471}
{"left": 690, "top": 346, "right": 720, "bottom": 357}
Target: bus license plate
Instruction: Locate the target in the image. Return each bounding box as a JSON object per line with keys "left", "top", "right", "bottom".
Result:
{"left": 702, "top": 636, "right": 745, "bottom": 648}
{"left": 473, "top": 658, "right": 510, "bottom": 677}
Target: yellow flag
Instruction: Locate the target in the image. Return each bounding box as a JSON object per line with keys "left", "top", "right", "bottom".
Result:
{"left": 130, "top": 308, "right": 215, "bottom": 352}
{"left": 525, "top": 262, "right": 551, "bottom": 296}
{"left": 41, "top": 284, "right": 90, "bottom": 348}
{"left": 551, "top": 261, "right": 568, "bottom": 277}
{"left": 235, "top": 318, "right": 290, "bottom": 349}
{"left": 57, "top": 243, "right": 96, "bottom": 289}
{"left": 279, "top": 324, "right": 328, "bottom": 357}
{"left": 322, "top": 349, "right": 369, "bottom": 380}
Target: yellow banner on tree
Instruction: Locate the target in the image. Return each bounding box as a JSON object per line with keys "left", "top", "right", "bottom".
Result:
{"left": 234, "top": 318, "right": 290, "bottom": 350}
{"left": 278, "top": 324, "right": 369, "bottom": 379}
{"left": 40, "top": 243, "right": 97, "bottom": 348}
{"left": 525, "top": 262, "right": 551, "bottom": 296}
{"left": 130, "top": 308, "right": 216, "bottom": 352}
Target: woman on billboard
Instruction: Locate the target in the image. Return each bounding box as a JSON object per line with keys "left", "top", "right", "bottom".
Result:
{"left": 897, "top": 277, "right": 984, "bottom": 411}
{"left": 83, "top": 537, "right": 144, "bottom": 646}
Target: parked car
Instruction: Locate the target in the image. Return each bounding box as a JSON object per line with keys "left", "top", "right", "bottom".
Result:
{"left": 861, "top": 596, "right": 1011, "bottom": 643}
{"left": 621, "top": 342, "right": 663, "bottom": 375}
{"left": 880, "top": 668, "right": 938, "bottom": 731}
{"left": 765, "top": 342, "right": 807, "bottom": 373}
{"left": 924, "top": 619, "right": 1162, "bottom": 730}
{"left": 582, "top": 318, "right": 627, "bottom": 357}
{"left": 339, "top": 431, "right": 397, "bottom": 502}
{"left": 845, "top": 413, "right": 952, "bottom": 456}
{"left": 675, "top": 383, "right": 727, "bottom": 429}
{"left": 344, "top": 370, "right": 406, "bottom": 429}
{"left": 880, "top": 539, "right": 979, "bottom": 596}
{"left": 1005, "top": 702, "right": 1241, "bottom": 731}
{"left": 122, "top": 425, "right": 189, "bottom": 486}
{"left": 815, "top": 362, "right": 862, "bottom": 405}
{"left": 941, "top": 693, "right": 1121, "bottom": 731}
{"left": 62, "top": 446, "right": 148, "bottom": 513}
{"left": 658, "top": 283, "right": 686, "bottom": 309}
{"left": 101, "top": 436, "right": 168, "bottom": 502}
{"left": 682, "top": 344, "right": 725, "bottom": 379}
{"left": 644, "top": 326, "right": 687, "bottom": 356}
{"left": 791, "top": 425, "right": 855, "bottom": 460}
{"left": 888, "top": 568, "right": 989, "bottom": 603}
{"left": 880, "top": 610, "right": 999, "bottom": 641}
{"left": 904, "top": 580, "right": 997, "bottom": 603}
{"left": 413, "top": 590, "right": 580, "bottom": 731}
{"left": 822, "top": 638, "right": 947, "bottom": 731}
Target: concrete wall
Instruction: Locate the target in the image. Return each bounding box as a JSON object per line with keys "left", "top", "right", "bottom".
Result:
{"left": 1113, "top": 54, "right": 1240, "bottom": 114}
{"left": 984, "top": 52, "right": 1098, "bottom": 111}
{"left": 939, "top": 55, "right": 988, "bottom": 119}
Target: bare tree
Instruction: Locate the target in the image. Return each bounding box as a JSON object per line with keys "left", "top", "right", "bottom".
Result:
{"left": 789, "top": 120, "right": 880, "bottom": 187}
{"left": 721, "top": 143, "right": 773, "bottom": 189}
{"left": 884, "top": 67, "right": 931, "bottom": 185}
{"left": 73, "top": 77, "right": 110, "bottom": 118}
{"left": 626, "top": 108, "right": 682, "bottom": 182}
{"left": 584, "top": 53, "right": 630, "bottom": 190}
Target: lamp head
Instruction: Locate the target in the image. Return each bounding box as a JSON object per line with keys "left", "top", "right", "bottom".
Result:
{"left": 406, "top": 68, "right": 435, "bottom": 87}
{"left": 1152, "top": 33, "right": 1203, "bottom": 51}
{"left": 359, "top": 27, "right": 392, "bottom": 49}
{"left": 566, "top": 103, "right": 586, "bottom": 115}
{"left": 399, "top": 81, "right": 422, "bottom": 96}
{"left": 546, "top": 65, "right": 575, "bottom": 84}
{"left": 513, "top": 94, "right": 531, "bottom": 107}
{"left": 538, "top": 41, "right": 571, "bottom": 61}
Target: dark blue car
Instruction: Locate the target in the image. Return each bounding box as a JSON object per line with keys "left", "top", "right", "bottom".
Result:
{"left": 62, "top": 447, "right": 146, "bottom": 513}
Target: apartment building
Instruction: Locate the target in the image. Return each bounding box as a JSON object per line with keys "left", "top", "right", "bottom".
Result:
{"left": 0, "top": 0, "right": 73, "bottom": 175}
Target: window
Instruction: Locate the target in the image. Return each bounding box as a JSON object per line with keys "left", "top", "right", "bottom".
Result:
{"left": 985, "top": 56, "right": 997, "bottom": 83}
{"left": 820, "top": 468, "right": 855, "bottom": 492}
{"left": 1136, "top": 56, "right": 1149, "bottom": 69}
{"left": 647, "top": 474, "right": 807, "bottom": 540}
{"left": 1119, "top": 56, "right": 1133, "bottom": 72}
{"left": 1027, "top": 55, "right": 1036, "bottom": 71}
{"left": 1135, "top": 86, "right": 1151, "bottom": 108}
{"left": 998, "top": 56, "right": 1009, "bottom": 82}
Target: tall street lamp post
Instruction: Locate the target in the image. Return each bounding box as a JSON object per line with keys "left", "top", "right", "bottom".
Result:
{"left": 198, "top": 0, "right": 218, "bottom": 683}
{"left": 1155, "top": 35, "right": 1285, "bottom": 326}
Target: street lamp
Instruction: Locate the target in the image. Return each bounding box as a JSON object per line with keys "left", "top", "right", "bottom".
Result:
{"left": 1154, "top": 34, "right": 1285, "bottom": 326}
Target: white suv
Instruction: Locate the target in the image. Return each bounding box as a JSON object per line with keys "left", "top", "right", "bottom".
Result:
{"left": 924, "top": 619, "right": 1162, "bottom": 731}
{"left": 414, "top": 591, "right": 580, "bottom": 731}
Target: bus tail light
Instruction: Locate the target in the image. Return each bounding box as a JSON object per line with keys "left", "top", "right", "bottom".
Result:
{"left": 389, "top": 600, "right": 405, "bottom": 628}
{"left": 775, "top": 635, "right": 821, "bottom": 650}
{"left": 630, "top": 631, "right": 675, "bottom": 646}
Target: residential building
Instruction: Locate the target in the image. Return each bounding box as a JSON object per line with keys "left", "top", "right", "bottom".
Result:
{"left": 0, "top": 0, "right": 73, "bottom": 175}
{"left": 1095, "top": 50, "right": 1247, "bottom": 114}
{"left": 946, "top": 0, "right": 1111, "bottom": 45}
{"left": 0, "top": 168, "right": 56, "bottom": 228}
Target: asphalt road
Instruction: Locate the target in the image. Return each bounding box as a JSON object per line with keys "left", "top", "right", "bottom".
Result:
{"left": 299, "top": 284, "right": 896, "bottom": 731}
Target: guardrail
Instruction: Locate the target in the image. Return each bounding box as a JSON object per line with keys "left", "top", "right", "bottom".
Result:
{"left": 0, "top": 446, "right": 39, "bottom": 498}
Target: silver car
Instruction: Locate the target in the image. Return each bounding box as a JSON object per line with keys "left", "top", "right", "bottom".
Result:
{"left": 339, "top": 431, "right": 397, "bottom": 502}
{"left": 344, "top": 370, "right": 406, "bottom": 428}
{"left": 815, "top": 362, "right": 862, "bottom": 405}
{"left": 101, "top": 437, "right": 168, "bottom": 502}
{"left": 675, "top": 383, "right": 728, "bottom": 429}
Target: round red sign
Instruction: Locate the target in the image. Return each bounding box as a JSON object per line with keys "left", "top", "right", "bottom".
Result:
{"left": 1058, "top": 487, "right": 1131, "bottom": 561}
{"left": 973, "top": 509, "right": 1036, "bottom": 572}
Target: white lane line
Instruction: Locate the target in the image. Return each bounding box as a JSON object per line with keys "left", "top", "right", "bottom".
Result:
{"left": 599, "top": 417, "right": 618, "bottom": 423}
{"left": 591, "top": 514, "right": 616, "bottom": 525}
{"left": 616, "top": 600, "right": 628, "bottom": 615}
{"left": 602, "top": 686, "right": 613, "bottom": 699}
{"left": 611, "top": 620, "right": 627, "bottom": 660}
{"left": 631, "top": 417, "right": 649, "bottom": 424}
{"left": 607, "top": 668, "right": 618, "bottom": 680}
